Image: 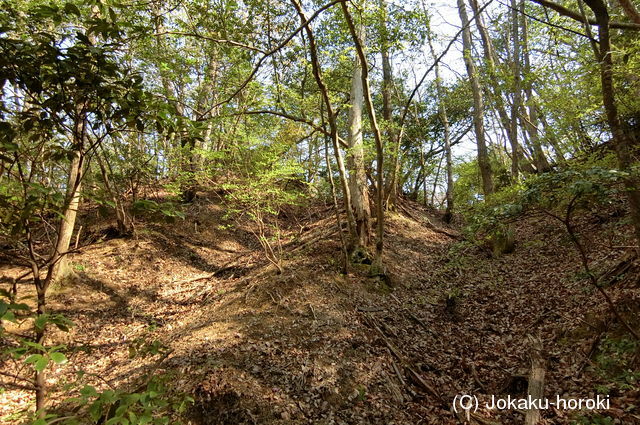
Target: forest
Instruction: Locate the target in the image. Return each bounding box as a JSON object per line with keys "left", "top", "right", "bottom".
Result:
{"left": 1, "top": 0, "right": 640, "bottom": 423}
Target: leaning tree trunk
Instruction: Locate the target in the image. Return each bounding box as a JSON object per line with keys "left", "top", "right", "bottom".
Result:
{"left": 96, "top": 149, "right": 130, "bottom": 235}
{"left": 153, "top": 5, "right": 196, "bottom": 202}
{"left": 291, "top": 0, "right": 358, "bottom": 250}
{"left": 35, "top": 101, "right": 87, "bottom": 416}
{"left": 617, "top": 0, "right": 640, "bottom": 24}
{"left": 51, "top": 108, "right": 86, "bottom": 280}
{"left": 458, "top": 0, "right": 494, "bottom": 196}
{"left": 583, "top": 0, "right": 640, "bottom": 248}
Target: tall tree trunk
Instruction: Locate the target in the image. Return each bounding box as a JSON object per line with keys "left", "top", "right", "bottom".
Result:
{"left": 380, "top": 0, "right": 398, "bottom": 209}
{"left": 346, "top": 25, "right": 371, "bottom": 248}
{"left": 427, "top": 26, "right": 454, "bottom": 221}
{"left": 583, "top": 0, "right": 640, "bottom": 247}
{"left": 291, "top": 0, "right": 359, "bottom": 250}
{"left": 510, "top": 0, "right": 522, "bottom": 180}
{"left": 458, "top": 0, "right": 494, "bottom": 196}
{"left": 538, "top": 106, "right": 566, "bottom": 165}
{"left": 342, "top": 1, "right": 386, "bottom": 272}
{"left": 469, "top": 0, "right": 513, "bottom": 165}
{"left": 153, "top": 4, "right": 196, "bottom": 202}
{"left": 431, "top": 153, "right": 444, "bottom": 206}
{"left": 51, "top": 108, "right": 85, "bottom": 280}
{"left": 33, "top": 269, "right": 47, "bottom": 415}
{"left": 96, "top": 149, "right": 130, "bottom": 235}
{"left": 520, "top": 1, "right": 551, "bottom": 172}
{"left": 469, "top": 0, "right": 536, "bottom": 176}
{"left": 34, "top": 103, "right": 87, "bottom": 415}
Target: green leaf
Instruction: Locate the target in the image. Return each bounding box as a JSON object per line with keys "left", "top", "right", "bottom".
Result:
{"left": 64, "top": 2, "right": 81, "bottom": 16}
{"left": 35, "top": 314, "right": 48, "bottom": 331}
{"left": 50, "top": 351, "right": 67, "bottom": 365}
{"left": 8, "top": 302, "right": 30, "bottom": 311}
{"left": 139, "top": 413, "right": 152, "bottom": 424}
{"left": 80, "top": 385, "right": 98, "bottom": 397}
{"left": 25, "top": 354, "right": 42, "bottom": 364}
{"left": 35, "top": 356, "right": 49, "bottom": 372}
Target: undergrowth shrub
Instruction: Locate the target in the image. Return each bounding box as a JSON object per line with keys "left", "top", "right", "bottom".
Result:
{"left": 221, "top": 140, "right": 307, "bottom": 274}
{"left": 461, "top": 154, "right": 634, "bottom": 254}
{"left": 1, "top": 291, "right": 191, "bottom": 425}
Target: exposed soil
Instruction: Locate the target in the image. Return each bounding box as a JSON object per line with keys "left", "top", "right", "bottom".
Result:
{"left": 1, "top": 197, "right": 639, "bottom": 424}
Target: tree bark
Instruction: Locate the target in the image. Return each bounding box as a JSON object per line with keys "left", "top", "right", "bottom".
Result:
{"left": 529, "top": 0, "right": 640, "bottom": 30}
{"left": 342, "top": 1, "right": 386, "bottom": 272}
{"left": 346, "top": 24, "right": 371, "bottom": 247}
{"left": 521, "top": 3, "right": 551, "bottom": 172}
{"left": 51, "top": 108, "right": 85, "bottom": 280}
{"left": 291, "top": 0, "right": 359, "bottom": 250}
{"left": 380, "top": 0, "right": 399, "bottom": 210}
{"left": 96, "top": 149, "right": 130, "bottom": 235}
{"left": 153, "top": 5, "right": 197, "bottom": 202}
{"left": 427, "top": 27, "right": 454, "bottom": 221}
{"left": 469, "top": 0, "right": 536, "bottom": 176}
{"left": 617, "top": 0, "right": 640, "bottom": 24}
{"left": 510, "top": 0, "right": 522, "bottom": 180}
{"left": 583, "top": 0, "right": 640, "bottom": 248}
{"left": 538, "top": 107, "right": 566, "bottom": 165}
{"left": 458, "top": 0, "right": 494, "bottom": 196}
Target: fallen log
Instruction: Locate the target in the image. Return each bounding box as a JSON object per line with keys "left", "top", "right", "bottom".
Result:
{"left": 525, "top": 335, "right": 546, "bottom": 425}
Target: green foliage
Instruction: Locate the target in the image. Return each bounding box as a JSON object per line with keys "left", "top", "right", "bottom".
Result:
{"left": 128, "top": 338, "right": 168, "bottom": 359}
{"left": 0, "top": 180, "right": 65, "bottom": 237}
{"left": 27, "top": 376, "right": 193, "bottom": 425}
{"left": 74, "top": 378, "right": 193, "bottom": 425}
{"left": 0, "top": 290, "right": 30, "bottom": 326}
{"left": 2, "top": 305, "right": 73, "bottom": 374}
{"left": 461, "top": 156, "right": 632, "bottom": 245}
{"left": 131, "top": 200, "right": 185, "bottom": 221}
{"left": 593, "top": 336, "right": 640, "bottom": 390}
{"left": 1, "top": 290, "right": 189, "bottom": 424}
{"left": 574, "top": 415, "right": 615, "bottom": 425}
{"left": 522, "top": 167, "right": 627, "bottom": 213}
{"left": 223, "top": 135, "right": 307, "bottom": 220}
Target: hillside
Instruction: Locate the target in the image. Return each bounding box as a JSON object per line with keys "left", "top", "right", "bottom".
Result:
{"left": 2, "top": 196, "right": 638, "bottom": 425}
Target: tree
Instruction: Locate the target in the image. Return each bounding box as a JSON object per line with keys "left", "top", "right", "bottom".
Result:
{"left": 291, "top": 0, "right": 359, "bottom": 257}
{"left": 0, "top": 2, "right": 148, "bottom": 412}
{"left": 342, "top": 0, "right": 386, "bottom": 271}
{"left": 520, "top": 3, "right": 551, "bottom": 172}
{"left": 346, "top": 21, "right": 371, "bottom": 249}
{"left": 426, "top": 21, "right": 454, "bottom": 221}
{"left": 457, "top": 0, "right": 494, "bottom": 196}
{"left": 581, "top": 0, "right": 640, "bottom": 248}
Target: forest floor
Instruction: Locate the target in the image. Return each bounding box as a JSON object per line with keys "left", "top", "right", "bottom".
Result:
{"left": 1, "top": 195, "right": 639, "bottom": 424}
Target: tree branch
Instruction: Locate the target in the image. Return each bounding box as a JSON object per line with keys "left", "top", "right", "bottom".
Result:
{"left": 529, "top": 0, "right": 640, "bottom": 30}
{"left": 226, "top": 109, "right": 349, "bottom": 148}
{"left": 153, "top": 31, "right": 267, "bottom": 54}
{"left": 197, "top": 0, "right": 345, "bottom": 118}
